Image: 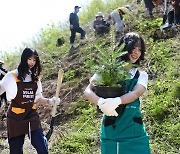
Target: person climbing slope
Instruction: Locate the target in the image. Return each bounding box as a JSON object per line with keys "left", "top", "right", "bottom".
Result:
{"left": 69, "top": 6, "right": 86, "bottom": 50}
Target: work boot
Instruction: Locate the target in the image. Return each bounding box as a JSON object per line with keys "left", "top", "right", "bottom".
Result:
{"left": 70, "top": 44, "right": 74, "bottom": 49}
{"left": 80, "top": 31, "right": 86, "bottom": 39}
{"left": 70, "top": 45, "right": 75, "bottom": 51}
{"left": 69, "top": 45, "right": 77, "bottom": 55}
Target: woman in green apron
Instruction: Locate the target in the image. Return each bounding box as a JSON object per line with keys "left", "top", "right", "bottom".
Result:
{"left": 84, "top": 32, "right": 151, "bottom": 154}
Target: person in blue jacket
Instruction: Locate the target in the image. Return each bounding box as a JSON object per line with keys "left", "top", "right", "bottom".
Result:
{"left": 69, "top": 6, "right": 86, "bottom": 50}
{"left": 84, "top": 32, "right": 151, "bottom": 154}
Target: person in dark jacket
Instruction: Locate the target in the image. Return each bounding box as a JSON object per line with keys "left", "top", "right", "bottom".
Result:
{"left": 0, "top": 60, "right": 8, "bottom": 107}
{"left": 93, "top": 12, "right": 110, "bottom": 36}
{"left": 69, "top": 6, "right": 86, "bottom": 49}
{"left": 0, "top": 48, "right": 60, "bottom": 154}
{"left": 168, "top": 0, "right": 180, "bottom": 25}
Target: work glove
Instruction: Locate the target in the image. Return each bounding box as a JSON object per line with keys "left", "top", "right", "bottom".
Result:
{"left": 48, "top": 97, "right": 61, "bottom": 106}
{"left": 97, "top": 97, "right": 106, "bottom": 106}
{"left": 106, "top": 110, "right": 118, "bottom": 117}
{"left": 99, "top": 97, "right": 122, "bottom": 116}
{"left": 98, "top": 98, "right": 119, "bottom": 117}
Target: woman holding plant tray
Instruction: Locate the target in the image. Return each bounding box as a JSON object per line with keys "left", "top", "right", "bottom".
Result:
{"left": 84, "top": 32, "right": 151, "bottom": 154}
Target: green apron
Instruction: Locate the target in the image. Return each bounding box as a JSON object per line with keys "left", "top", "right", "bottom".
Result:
{"left": 100, "top": 75, "right": 151, "bottom": 154}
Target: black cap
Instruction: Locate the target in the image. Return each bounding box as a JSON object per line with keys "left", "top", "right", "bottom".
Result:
{"left": 75, "top": 6, "right": 81, "bottom": 9}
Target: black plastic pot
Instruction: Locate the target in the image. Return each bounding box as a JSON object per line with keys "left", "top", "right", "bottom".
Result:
{"left": 93, "top": 85, "right": 126, "bottom": 115}
{"left": 93, "top": 85, "right": 125, "bottom": 98}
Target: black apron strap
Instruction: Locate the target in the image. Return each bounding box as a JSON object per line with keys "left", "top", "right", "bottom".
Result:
{"left": 134, "top": 70, "right": 140, "bottom": 79}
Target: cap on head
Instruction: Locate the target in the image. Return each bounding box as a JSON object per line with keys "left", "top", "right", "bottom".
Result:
{"left": 96, "top": 12, "right": 104, "bottom": 18}
{"left": 118, "top": 6, "right": 131, "bottom": 15}
{"left": 74, "top": 6, "right": 81, "bottom": 9}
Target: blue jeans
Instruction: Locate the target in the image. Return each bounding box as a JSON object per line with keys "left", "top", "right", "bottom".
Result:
{"left": 8, "top": 129, "right": 48, "bottom": 154}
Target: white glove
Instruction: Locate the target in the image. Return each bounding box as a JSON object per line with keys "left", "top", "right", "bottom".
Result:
{"left": 99, "top": 97, "right": 122, "bottom": 116}
{"left": 48, "top": 97, "right": 61, "bottom": 105}
{"left": 98, "top": 98, "right": 119, "bottom": 117}
{"left": 106, "top": 110, "right": 118, "bottom": 117}
{"left": 97, "top": 97, "right": 106, "bottom": 107}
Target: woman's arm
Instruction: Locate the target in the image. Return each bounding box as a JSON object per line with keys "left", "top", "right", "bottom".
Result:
{"left": 84, "top": 70, "right": 147, "bottom": 117}
{"left": 35, "top": 80, "right": 60, "bottom": 106}
{"left": 36, "top": 97, "right": 49, "bottom": 105}
{"left": 84, "top": 70, "right": 147, "bottom": 104}
{"left": 120, "top": 70, "right": 148, "bottom": 104}
{"left": 0, "top": 72, "right": 17, "bottom": 99}
{"left": 35, "top": 80, "right": 51, "bottom": 105}
{"left": 83, "top": 84, "right": 100, "bottom": 105}
{"left": 84, "top": 83, "right": 146, "bottom": 105}
{"left": 120, "top": 84, "right": 146, "bottom": 104}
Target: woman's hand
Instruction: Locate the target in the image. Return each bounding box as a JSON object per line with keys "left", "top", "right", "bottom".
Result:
{"left": 36, "top": 97, "right": 60, "bottom": 106}
{"left": 84, "top": 85, "right": 119, "bottom": 117}
{"left": 48, "top": 97, "right": 61, "bottom": 105}
{"left": 70, "top": 24, "right": 73, "bottom": 29}
{"left": 99, "top": 97, "right": 122, "bottom": 116}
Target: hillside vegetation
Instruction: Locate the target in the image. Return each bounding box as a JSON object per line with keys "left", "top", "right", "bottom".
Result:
{"left": 1, "top": 0, "right": 180, "bottom": 154}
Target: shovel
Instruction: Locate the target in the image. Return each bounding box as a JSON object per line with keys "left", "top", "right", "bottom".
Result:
{"left": 46, "top": 69, "right": 64, "bottom": 141}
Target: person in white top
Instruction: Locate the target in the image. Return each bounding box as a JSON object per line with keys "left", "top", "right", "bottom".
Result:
{"left": 0, "top": 48, "right": 60, "bottom": 154}
{"left": 84, "top": 32, "right": 150, "bottom": 154}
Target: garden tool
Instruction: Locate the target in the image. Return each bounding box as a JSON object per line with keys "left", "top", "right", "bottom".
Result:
{"left": 46, "top": 69, "right": 64, "bottom": 141}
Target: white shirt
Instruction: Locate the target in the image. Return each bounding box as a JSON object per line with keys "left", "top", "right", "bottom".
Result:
{"left": 0, "top": 69, "right": 43, "bottom": 101}
{"left": 129, "top": 68, "right": 148, "bottom": 90}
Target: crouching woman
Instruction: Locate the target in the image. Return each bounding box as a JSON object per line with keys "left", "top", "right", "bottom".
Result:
{"left": 84, "top": 32, "right": 151, "bottom": 154}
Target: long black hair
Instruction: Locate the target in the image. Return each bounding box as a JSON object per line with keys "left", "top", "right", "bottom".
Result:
{"left": 18, "top": 48, "right": 42, "bottom": 82}
{"left": 117, "top": 32, "right": 146, "bottom": 65}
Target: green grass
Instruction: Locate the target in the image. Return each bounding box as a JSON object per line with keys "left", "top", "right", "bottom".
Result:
{"left": 50, "top": 101, "right": 101, "bottom": 154}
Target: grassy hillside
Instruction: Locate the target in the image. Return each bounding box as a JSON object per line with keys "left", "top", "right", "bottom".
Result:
{"left": 1, "top": 0, "right": 180, "bottom": 153}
